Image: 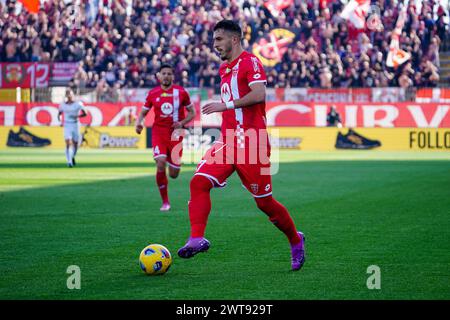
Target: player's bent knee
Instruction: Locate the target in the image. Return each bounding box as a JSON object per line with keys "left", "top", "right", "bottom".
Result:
{"left": 190, "top": 175, "right": 213, "bottom": 193}
{"left": 155, "top": 159, "right": 166, "bottom": 171}
{"left": 169, "top": 169, "right": 180, "bottom": 179}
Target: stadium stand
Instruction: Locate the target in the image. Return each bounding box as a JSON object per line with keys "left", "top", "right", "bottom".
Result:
{"left": 0, "top": 0, "right": 449, "bottom": 92}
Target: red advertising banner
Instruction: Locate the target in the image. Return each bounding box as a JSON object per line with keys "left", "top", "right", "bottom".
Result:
{"left": 0, "top": 63, "right": 50, "bottom": 88}
{"left": 1, "top": 102, "right": 449, "bottom": 128}
{"left": 0, "top": 102, "right": 202, "bottom": 127}
{"left": 265, "top": 102, "right": 450, "bottom": 128}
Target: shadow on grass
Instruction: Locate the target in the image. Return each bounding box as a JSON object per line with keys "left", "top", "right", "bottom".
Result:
{"left": 0, "top": 162, "right": 199, "bottom": 169}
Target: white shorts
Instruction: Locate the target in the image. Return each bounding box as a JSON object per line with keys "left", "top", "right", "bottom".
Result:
{"left": 64, "top": 123, "right": 80, "bottom": 142}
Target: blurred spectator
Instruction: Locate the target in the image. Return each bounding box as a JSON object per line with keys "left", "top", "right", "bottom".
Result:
{"left": 0, "top": 0, "right": 448, "bottom": 91}
{"left": 326, "top": 106, "right": 342, "bottom": 127}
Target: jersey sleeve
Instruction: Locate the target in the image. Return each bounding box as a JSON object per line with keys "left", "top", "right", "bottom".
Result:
{"left": 182, "top": 89, "right": 193, "bottom": 109}
{"left": 245, "top": 56, "right": 267, "bottom": 87}
{"left": 143, "top": 91, "right": 153, "bottom": 110}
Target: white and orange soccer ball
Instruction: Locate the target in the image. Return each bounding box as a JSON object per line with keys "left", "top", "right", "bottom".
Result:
{"left": 139, "top": 244, "right": 172, "bottom": 275}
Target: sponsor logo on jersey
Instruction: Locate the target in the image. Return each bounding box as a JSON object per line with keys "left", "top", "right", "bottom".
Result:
{"left": 161, "top": 102, "right": 174, "bottom": 115}
{"left": 221, "top": 83, "right": 231, "bottom": 103}
{"left": 161, "top": 92, "right": 173, "bottom": 97}
{"left": 253, "top": 73, "right": 261, "bottom": 79}
{"left": 265, "top": 184, "right": 271, "bottom": 192}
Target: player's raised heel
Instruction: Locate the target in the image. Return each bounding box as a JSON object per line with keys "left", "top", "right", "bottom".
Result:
{"left": 177, "top": 238, "right": 210, "bottom": 259}
{"left": 291, "top": 231, "right": 306, "bottom": 271}
{"left": 160, "top": 203, "right": 171, "bottom": 211}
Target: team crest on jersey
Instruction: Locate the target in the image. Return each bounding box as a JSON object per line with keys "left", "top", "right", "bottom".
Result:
{"left": 221, "top": 83, "right": 231, "bottom": 102}
{"left": 161, "top": 102, "right": 173, "bottom": 115}
{"left": 225, "top": 67, "right": 231, "bottom": 74}
{"left": 250, "top": 184, "right": 259, "bottom": 194}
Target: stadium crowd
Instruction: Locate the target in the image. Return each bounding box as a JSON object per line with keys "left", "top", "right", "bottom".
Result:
{"left": 0, "top": 0, "right": 448, "bottom": 93}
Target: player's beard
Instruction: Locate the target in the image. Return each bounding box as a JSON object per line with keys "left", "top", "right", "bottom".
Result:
{"left": 220, "top": 42, "right": 233, "bottom": 61}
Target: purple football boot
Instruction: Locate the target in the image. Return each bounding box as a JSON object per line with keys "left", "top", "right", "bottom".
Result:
{"left": 177, "top": 237, "right": 210, "bottom": 258}
{"left": 291, "top": 231, "right": 306, "bottom": 271}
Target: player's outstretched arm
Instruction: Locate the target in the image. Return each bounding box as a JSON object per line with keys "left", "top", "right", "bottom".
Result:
{"left": 135, "top": 107, "right": 150, "bottom": 134}
{"left": 79, "top": 109, "right": 87, "bottom": 118}
{"left": 202, "top": 82, "right": 266, "bottom": 115}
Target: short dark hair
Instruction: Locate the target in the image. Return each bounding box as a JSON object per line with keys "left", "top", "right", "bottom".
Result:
{"left": 213, "top": 20, "right": 242, "bottom": 39}
{"left": 159, "top": 64, "right": 173, "bottom": 72}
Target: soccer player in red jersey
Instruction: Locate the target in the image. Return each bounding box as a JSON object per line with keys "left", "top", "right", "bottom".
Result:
{"left": 135, "top": 64, "right": 196, "bottom": 211}
{"left": 177, "top": 20, "right": 306, "bottom": 271}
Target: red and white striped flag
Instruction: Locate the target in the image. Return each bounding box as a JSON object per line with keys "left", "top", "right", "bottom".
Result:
{"left": 264, "top": 0, "right": 293, "bottom": 18}
{"left": 340, "top": 0, "right": 370, "bottom": 29}
{"left": 386, "top": 0, "right": 411, "bottom": 68}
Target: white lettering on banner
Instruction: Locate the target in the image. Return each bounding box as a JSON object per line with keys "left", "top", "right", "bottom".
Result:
{"left": 266, "top": 104, "right": 311, "bottom": 126}
{"left": 363, "top": 105, "right": 399, "bottom": 127}
{"left": 407, "top": 105, "right": 450, "bottom": 128}
{"left": 0, "top": 106, "right": 16, "bottom": 126}
{"left": 35, "top": 64, "right": 50, "bottom": 88}
{"left": 345, "top": 105, "right": 358, "bottom": 128}
{"left": 314, "top": 105, "right": 328, "bottom": 126}
{"left": 99, "top": 133, "right": 139, "bottom": 148}
{"left": 83, "top": 106, "right": 103, "bottom": 126}
{"left": 26, "top": 106, "right": 60, "bottom": 126}
{"left": 108, "top": 106, "right": 137, "bottom": 126}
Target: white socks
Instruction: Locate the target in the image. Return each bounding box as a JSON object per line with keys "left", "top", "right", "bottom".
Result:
{"left": 65, "top": 147, "right": 74, "bottom": 165}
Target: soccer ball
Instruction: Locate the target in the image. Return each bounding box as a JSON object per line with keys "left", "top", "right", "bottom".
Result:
{"left": 139, "top": 244, "right": 172, "bottom": 275}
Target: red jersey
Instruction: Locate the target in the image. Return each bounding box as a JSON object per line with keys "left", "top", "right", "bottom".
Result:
{"left": 143, "top": 85, "right": 192, "bottom": 132}
{"left": 219, "top": 51, "right": 268, "bottom": 148}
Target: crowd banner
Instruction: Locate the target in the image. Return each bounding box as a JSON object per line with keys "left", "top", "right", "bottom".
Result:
{"left": 252, "top": 28, "right": 296, "bottom": 67}
{"left": 0, "top": 63, "right": 79, "bottom": 88}
{"left": 416, "top": 88, "right": 450, "bottom": 103}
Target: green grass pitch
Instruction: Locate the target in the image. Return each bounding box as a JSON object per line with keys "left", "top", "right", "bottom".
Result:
{"left": 0, "top": 149, "right": 449, "bottom": 300}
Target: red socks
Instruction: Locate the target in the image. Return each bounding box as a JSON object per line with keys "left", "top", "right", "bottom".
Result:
{"left": 188, "top": 175, "right": 213, "bottom": 237}
{"left": 255, "top": 196, "right": 301, "bottom": 245}
{"left": 156, "top": 170, "right": 169, "bottom": 204}
{"left": 187, "top": 174, "right": 300, "bottom": 245}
